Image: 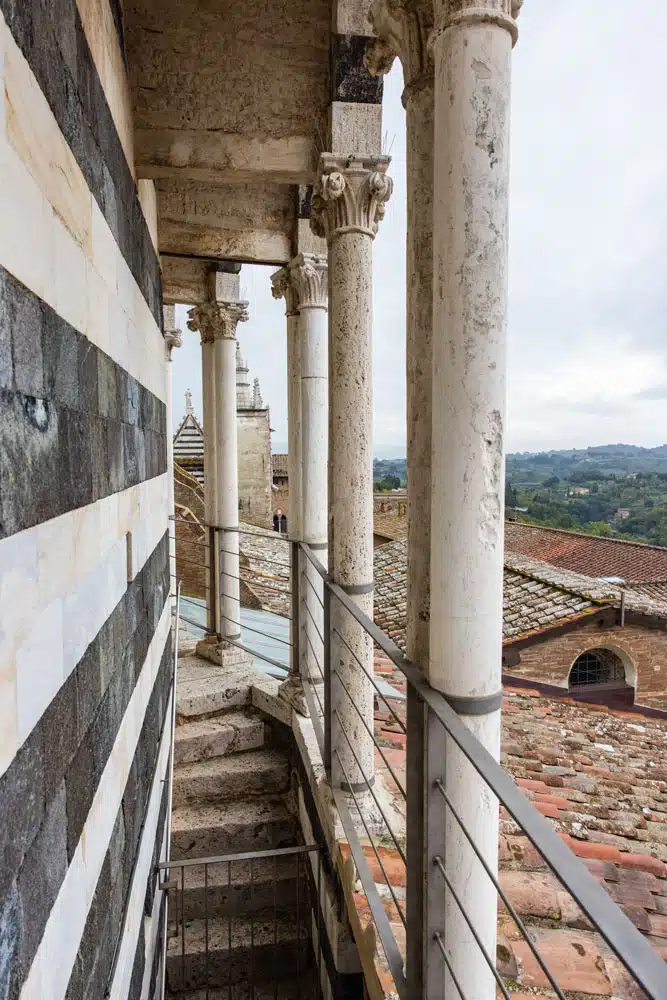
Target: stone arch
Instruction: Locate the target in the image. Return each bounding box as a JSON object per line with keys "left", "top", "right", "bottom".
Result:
{"left": 568, "top": 645, "right": 636, "bottom": 693}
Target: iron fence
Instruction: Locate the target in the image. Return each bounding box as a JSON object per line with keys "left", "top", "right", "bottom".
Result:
{"left": 158, "top": 845, "right": 323, "bottom": 1000}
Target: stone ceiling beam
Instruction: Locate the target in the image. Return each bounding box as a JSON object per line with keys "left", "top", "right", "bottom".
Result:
{"left": 135, "top": 131, "right": 318, "bottom": 187}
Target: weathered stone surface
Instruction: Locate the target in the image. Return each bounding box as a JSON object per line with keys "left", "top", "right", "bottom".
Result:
{"left": 172, "top": 749, "right": 290, "bottom": 807}
{"left": 171, "top": 798, "right": 296, "bottom": 859}
{"left": 174, "top": 712, "right": 267, "bottom": 765}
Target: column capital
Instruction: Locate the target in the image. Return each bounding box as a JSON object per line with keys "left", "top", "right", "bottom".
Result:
{"left": 365, "top": 1, "right": 434, "bottom": 104}
{"left": 431, "top": 1, "right": 520, "bottom": 47}
{"left": 289, "top": 253, "right": 328, "bottom": 310}
{"left": 311, "top": 155, "right": 393, "bottom": 242}
{"left": 270, "top": 266, "right": 299, "bottom": 317}
{"left": 187, "top": 300, "right": 249, "bottom": 344}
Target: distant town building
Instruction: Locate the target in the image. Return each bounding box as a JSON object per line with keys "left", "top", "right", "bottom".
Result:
{"left": 173, "top": 345, "right": 273, "bottom": 529}
{"left": 616, "top": 508, "right": 631, "bottom": 519}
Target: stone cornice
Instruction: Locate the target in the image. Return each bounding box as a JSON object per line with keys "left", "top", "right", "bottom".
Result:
{"left": 289, "top": 254, "right": 328, "bottom": 310}
{"left": 164, "top": 327, "right": 182, "bottom": 352}
{"left": 311, "top": 155, "right": 393, "bottom": 242}
{"left": 187, "top": 301, "right": 249, "bottom": 344}
{"left": 270, "top": 266, "right": 299, "bottom": 317}
{"left": 431, "top": 1, "right": 521, "bottom": 46}
{"left": 365, "top": 0, "right": 434, "bottom": 103}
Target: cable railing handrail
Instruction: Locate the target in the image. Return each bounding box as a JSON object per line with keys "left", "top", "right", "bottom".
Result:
{"left": 298, "top": 541, "right": 667, "bottom": 1000}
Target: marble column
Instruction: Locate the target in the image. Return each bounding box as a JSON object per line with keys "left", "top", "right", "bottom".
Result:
{"left": 163, "top": 307, "right": 182, "bottom": 609}
{"left": 367, "top": 0, "right": 434, "bottom": 671}
{"left": 290, "top": 254, "right": 329, "bottom": 560}
{"left": 429, "top": 2, "right": 520, "bottom": 997}
{"left": 311, "top": 156, "right": 392, "bottom": 791}
{"left": 188, "top": 300, "right": 249, "bottom": 654}
{"left": 199, "top": 327, "right": 218, "bottom": 632}
{"left": 270, "top": 270, "right": 302, "bottom": 541}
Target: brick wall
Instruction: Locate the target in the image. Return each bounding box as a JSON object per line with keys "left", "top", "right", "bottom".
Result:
{"left": 506, "top": 618, "right": 667, "bottom": 709}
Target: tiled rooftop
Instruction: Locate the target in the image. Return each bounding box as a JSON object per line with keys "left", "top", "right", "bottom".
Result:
{"left": 344, "top": 676, "right": 667, "bottom": 999}
{"left": 271, "top": 453, "right": 288, "bottom": 477}
{"left": 373, "top": 541, "right": 621, "bottom": 651}
{"left": 373, "top": 512, "right": 408, "bottom": 542}
{"left": 505, "top": 520, "right": 667, "bottom": 583}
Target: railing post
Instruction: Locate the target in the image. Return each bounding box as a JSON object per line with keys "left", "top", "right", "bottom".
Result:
{"left": 290, "top": 540, "right": 301, "bottom": 676}
{"left": 206, "top": 524, "right": 218, "bottom": 636}
{"left": 323, "top": 583, "right": 332, "bottom": 778}
{"left": 407, "top": 689, "right": 448, "bottom": 1000}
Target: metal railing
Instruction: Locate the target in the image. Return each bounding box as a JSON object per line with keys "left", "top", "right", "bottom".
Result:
{"left": 294, "top": 542, "right": 667, "bottom": 1000}
{"left": 158, "top": 844, "right": 323, "bottom": 999}
{"left": 172, "top": 519, "right": 666, "bottom": 998}
{"left": 169, "top": 517, "right": 293, "bottom": 676}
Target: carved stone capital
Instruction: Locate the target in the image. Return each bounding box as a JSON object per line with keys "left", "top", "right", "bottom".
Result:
{"left": 365, "top": 0, "right": 433, "bottom": 100}
{"left": 289, "top": 253, "right": 328, "bottom": 310}
{"left": 164, "top": 327, "right": 182, "bottom": 353}
{"left": 431, "top": 1, "right": 520, "bottom": 45}
{"left": 311, "top": 155, "right": 393, "bottom": 242}
{"left": 187, "top": 301, "right": 249, "bottom": 344}
{"left": 270, "top": 266, "right": 299, "bottom": 317}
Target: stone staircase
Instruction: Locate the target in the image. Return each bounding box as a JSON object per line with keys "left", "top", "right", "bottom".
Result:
{"left": 166, "top": 652, "right": 315, "bottom": 998}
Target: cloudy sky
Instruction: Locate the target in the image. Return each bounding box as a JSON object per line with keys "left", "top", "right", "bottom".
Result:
{"left": 173, "top": 0, "right": 667, "bottom": 457}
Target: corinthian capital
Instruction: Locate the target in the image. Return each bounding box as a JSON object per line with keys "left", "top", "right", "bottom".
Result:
{"left": 311, "top": 155, "right": 393, "bottom": 242}
{"left": 187, "top": 300, "right": 249, "bottom": 344}
{"left": 365, "top": 0, "right": 433, "bottom": 95}
{"left": 270, "top": 267, "right": 299, "bottom": 317}
{"left": 432, "top": 0, "right": 520, "bottom": 43}
{"left": 289, "top": 254, "right": 328, "bottom": 310}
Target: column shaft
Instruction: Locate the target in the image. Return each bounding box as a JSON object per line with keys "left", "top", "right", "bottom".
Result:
{"left": 286, "top": 314, "right": 303, "bottom": 540}
{"left": 300, "top": 302, "right": 328, "bottom": 555}
{"left": 312, "top": 155, "right": 392, "bottom": 791}
{"left": 163, "top": 310, "right": 181, "bottom": 611}
{"left": 201, "top": 340, "right": 218, "bottom": 633}
{"left": 430, "top": 6, "right": 516, "bottom": 997}
{"left": 405, "top": 81, "right": 434, "bottom": 669}
{"left": 214, "top": 335, "right": 241, "bottom": 641}
{"left": 329, "top": 232, "right": 374, "bottom": 788}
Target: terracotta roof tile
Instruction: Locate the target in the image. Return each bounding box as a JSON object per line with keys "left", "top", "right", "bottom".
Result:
{"left": 359, "top": 675, "right": 667, "bottom": 998}
{"left": 505, "top": 520, "right": 667, "bottom": 582}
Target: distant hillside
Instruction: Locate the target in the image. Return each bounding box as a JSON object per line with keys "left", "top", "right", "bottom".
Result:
{"left": 506, "top": 445, "right": 667, "bottom": 484}
{"left": 375, "top": 445, "right": 667, "bottom": 488}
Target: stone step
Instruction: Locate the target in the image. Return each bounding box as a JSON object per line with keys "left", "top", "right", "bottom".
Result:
{"left": 172, "top": 856, "right": 308, "bottom": 920}
{"left": 171, "top": 799, "right": 297, "bottom": 860}
{"left": 174, "top": 711, "right": 268, "bottom": 765}
{"left": 176, "top": 657, "right": 256, "bottom": 719}
{"left": 167, "top": 978, "right": 319, "bottom": 1000}
{"left": 166, "top": 916, "right": 314, "bottom": 991}
{"left": 173, "top": 750, "right": 290, "bottom": 808}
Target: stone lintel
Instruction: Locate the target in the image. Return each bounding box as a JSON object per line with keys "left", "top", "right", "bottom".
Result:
{"left": 311, "top": 154, "right": 393, "bottom": 242}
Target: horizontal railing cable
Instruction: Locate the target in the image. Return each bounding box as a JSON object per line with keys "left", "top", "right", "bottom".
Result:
{"left": 433, "top": 932, "right": 468, "bottom": 1000}
{"left": 433, "top": 855, "right": 511, "bottom": 1000}
{"left": 220, "top": 615, "right": 292, "bottom": 647}
{"left": 333, "top": 709, "right": 407, "bottom": 876}
{"left": 434, "top": 777, "right": 567, "bottom": 999}
{"left": 333, "top": 749, "right": 407, "bottom": 930}
{"left": 331, "top": 625, "right": 406, "bottom": 734}
{"left": 303, "top": 628, "right": 325, "bottom": 681}
{"left": 335, "top": 669, "right": 406, "bottom": 799}
{"left": 302, "top": 598, "right": 325, "bottom": 646}
{"left": 301, "top": 568, "right": 325, "bottom": 608}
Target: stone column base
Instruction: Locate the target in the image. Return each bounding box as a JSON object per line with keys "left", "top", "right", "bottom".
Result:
{"left": 196, "top": 636, "right": 253, "bottom": 668}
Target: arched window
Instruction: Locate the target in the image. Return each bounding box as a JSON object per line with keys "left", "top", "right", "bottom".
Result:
{"left": 272, "top": 514, "right": 279, "bottom": 532}
{"left": 280, "top": 514, "right": 288, "bottom": 534}
{"left": 569, "top": 648, "right": 628, "bottom": 689}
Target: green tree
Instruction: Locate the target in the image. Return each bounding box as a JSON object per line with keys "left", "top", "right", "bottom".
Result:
{"left": 505, "top": 482, "right": 518, "bottom": 507}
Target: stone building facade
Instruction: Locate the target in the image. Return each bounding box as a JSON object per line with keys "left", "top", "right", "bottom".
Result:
{"left": 236, "top": 346, "right": 272, "bottom": 528}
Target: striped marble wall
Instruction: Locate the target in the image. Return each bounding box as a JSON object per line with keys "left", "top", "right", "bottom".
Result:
{"left": 0, "top": 1, "right": 172, "bottom": 996}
